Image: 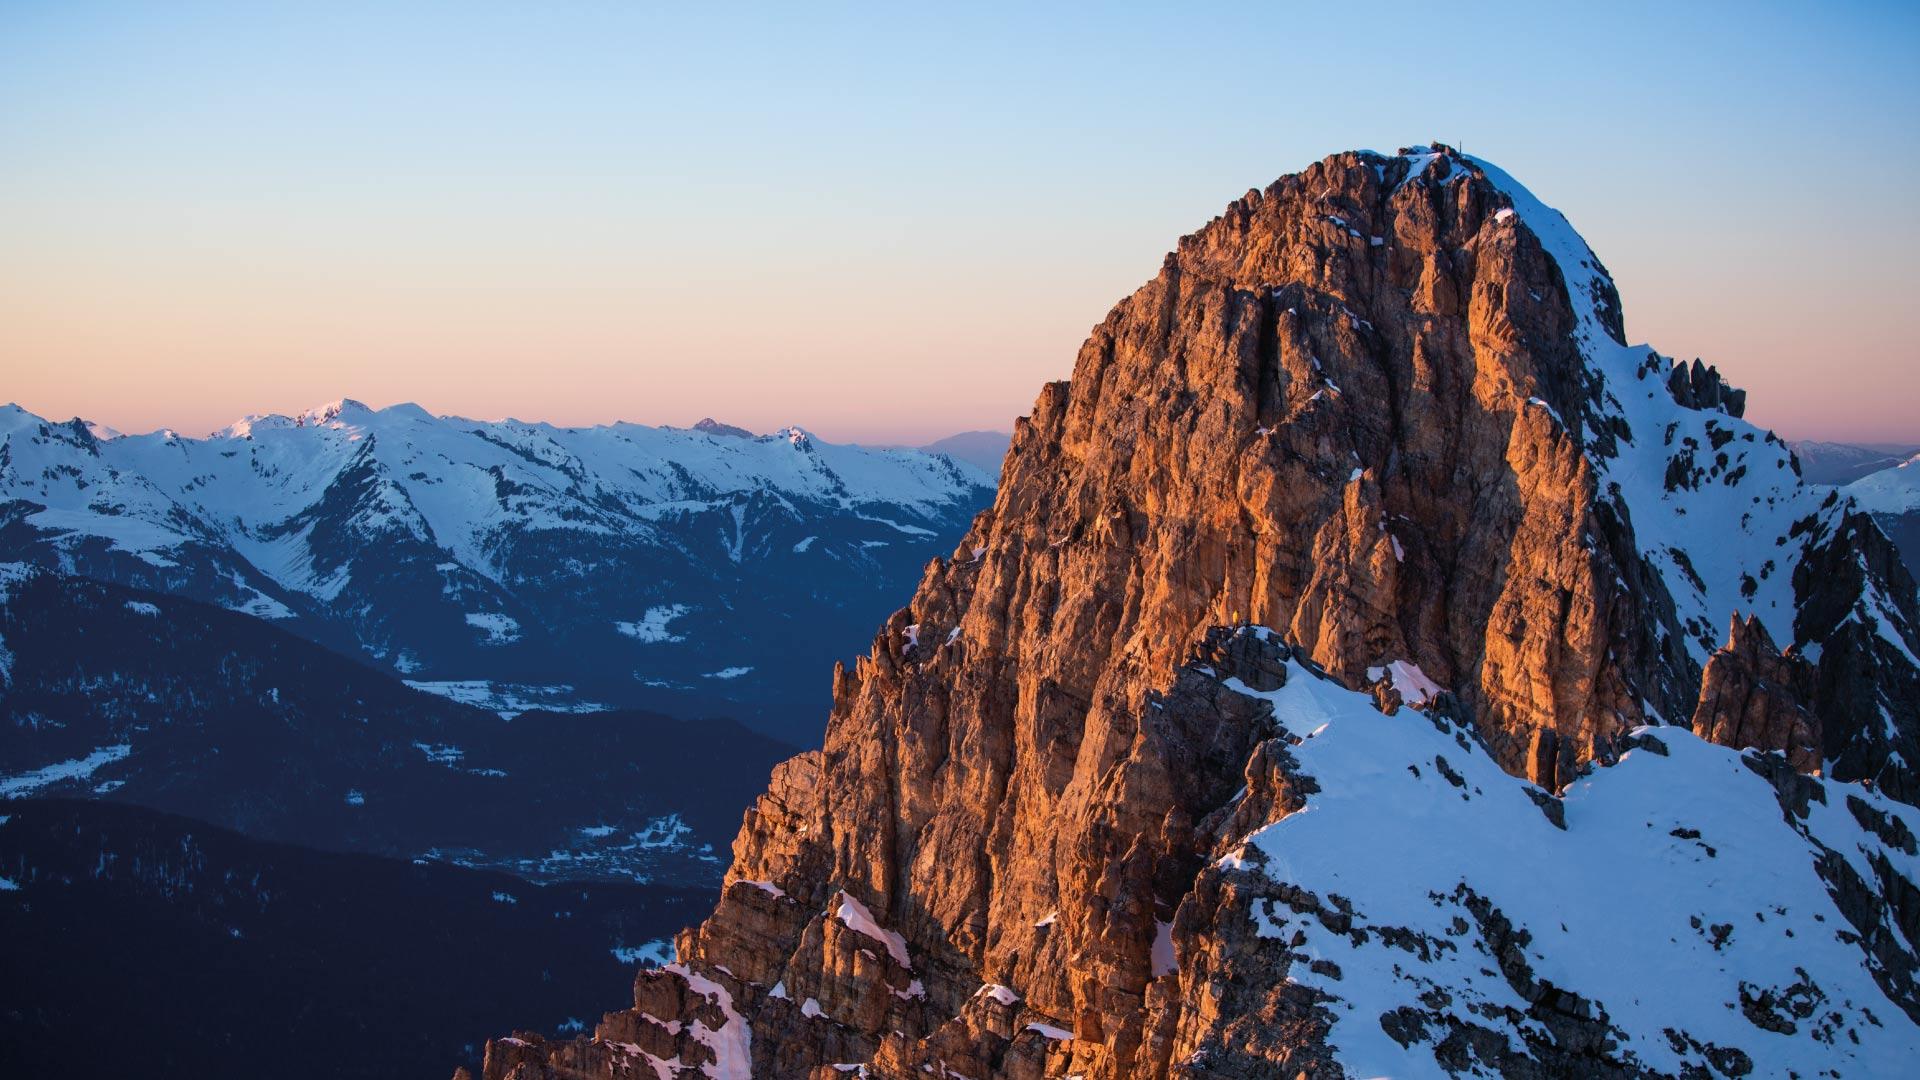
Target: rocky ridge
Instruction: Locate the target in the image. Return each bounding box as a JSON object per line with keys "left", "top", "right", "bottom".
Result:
{"left": 476, "top": 146, "right": 1920, "bottom": 1077}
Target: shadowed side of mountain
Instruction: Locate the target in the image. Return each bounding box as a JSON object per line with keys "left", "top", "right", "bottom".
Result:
{"left": 0, "top": 568, "right": 793, "bottom": 884}
{"left": 0, "top": 798, "right": 707, "bottom": 1080}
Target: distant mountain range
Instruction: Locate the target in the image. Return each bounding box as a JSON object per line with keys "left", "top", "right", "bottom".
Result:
{"left": 1789, "top": 438, "right": 1920, "bottom": 486}
{"left": 693, "top": 416, "right": 1011, "bottom": 486}
{"left": 0, "top": 403, "right": 991, "bottom": 1077}
{"left": 0, "top": 401, "right": 997, "bottom": 743}
{"left": 917, "top": 430, "right": 1013, "bottom": 476}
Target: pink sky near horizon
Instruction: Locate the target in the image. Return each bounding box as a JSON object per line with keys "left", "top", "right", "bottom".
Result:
{"left": 8, "top": 193, "right": 1914, "bottom": 447}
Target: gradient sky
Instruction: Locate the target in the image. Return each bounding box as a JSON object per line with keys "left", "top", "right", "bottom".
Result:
{"left": 3, "top": 2, "right": 1916, "bottom": 444}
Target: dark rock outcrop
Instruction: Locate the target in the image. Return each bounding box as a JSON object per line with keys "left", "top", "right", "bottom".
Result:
{"left": 1692, "top": 615, "right": 1821, "bottom": 774}
{"left": 1665, "top": 356, "right": 1747, "bottom": 418}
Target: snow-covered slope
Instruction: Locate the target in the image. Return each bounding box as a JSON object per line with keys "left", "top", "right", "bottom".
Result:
{"left": 1194, "top": 633, "right": 1920, "bottom": 1076}
{"left": 0, "top": 402, "right": 994, "bottom": 740}
{"left": 1456, "top": 148, "right": 1920, "bottom": 795}
{"left": 1847, "top": 454, "right": 1920, "bottom": 517}
{"left": 1845, "top": 453, "right": 1920, "bottom": 592}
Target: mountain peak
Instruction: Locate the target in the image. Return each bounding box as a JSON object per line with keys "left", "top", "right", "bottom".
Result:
{"left": 212, "top": 400, "right": 430, "bottom": 438}
{"left": 476, "top": 145, "right": 1920, "bottom": 1078}
{"left": 691, "top": 417, "right": 755, "bottom": 439}
{"left": 379, "top": 401, "right": 434, "bottom": 422}
{"left": 0, "top": 402, "right": 42, "bottom": 436}
{"left": 301, "top": 398, "right": 371, "bottom": 425}
{"left": 214, "top": 413, "right": 296, "bottom": 439}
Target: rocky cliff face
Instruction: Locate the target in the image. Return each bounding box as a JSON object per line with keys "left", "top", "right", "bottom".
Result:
{"left": 1690, "top": 614, "right": 1822, "bottom": 776}
{"left": 476, "top": 146, "right": 1920, "bottom": 1077}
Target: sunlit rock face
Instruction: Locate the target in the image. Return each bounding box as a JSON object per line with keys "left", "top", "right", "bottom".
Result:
{"left": 475, "top": 146, "right": 1920, "bottom": 1079}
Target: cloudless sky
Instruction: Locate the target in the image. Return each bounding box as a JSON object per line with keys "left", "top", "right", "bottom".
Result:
{"left": 3, "top": 1, "right": 1916, "bottom": 443}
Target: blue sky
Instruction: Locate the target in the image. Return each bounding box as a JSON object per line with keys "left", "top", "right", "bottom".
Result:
{"left": 4, "top": 1, "right": 1916, "bottom": 442}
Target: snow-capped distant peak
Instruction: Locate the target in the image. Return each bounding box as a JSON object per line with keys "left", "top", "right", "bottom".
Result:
{"left": 214, "top": 413, "right": 300, "bottom": 440}
{"left": 378, "top": 402, "right": 436, "bottom": 422}
{"left": 302, "top": 398, "right": 372, "bottom": 426}
{"left": 1846, "top": 452, "right": 1920, "bottom": 516}
{"left": 0, "top": 403, "right": 54, "bottom": 437}
{"left": 691, "top": 418, "right": 755, "bottom": 439}
{"left": 214, "top": 401, "right": 440, "bottom": 440}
